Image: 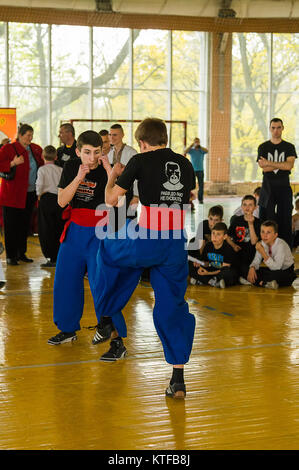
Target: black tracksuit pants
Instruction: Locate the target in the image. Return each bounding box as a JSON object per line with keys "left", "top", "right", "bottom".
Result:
{"left": 38, "top": 193, "right": 64, "bottom": 262}
{"left": 3, "top": 191, "right": 36, "bottom": 260}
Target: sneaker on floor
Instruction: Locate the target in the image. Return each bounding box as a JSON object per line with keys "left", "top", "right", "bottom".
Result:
{"left": 165, "top": 382, "right": 186, "bottom": 399}
{"left": 265, "top": 280, "right": 278, "bottom": 290}
{"left": 6, "top": 258, "right": 19, "bottom": 266}
{"left": 208, "top": 277, "right": 217, "bottom": 287}
{"left": 219, "top": 279, "right": 226, "bottom": 289}
{"left": 100, "top": 337, "right": 127, "bottom": 362}
{"left": 239, "top": 276, "right": 252, "bottom": 285}
{"left": 0, "top": 242, "right": 4, "bottom": 255}
{"left": 48, "top": 331, "right": 77, "bottom": 345}
{"left": 190, "top": 278, "right": 204, "bottom": 286}
{"left": 41, "top": 260, "right": 56, "bottom": 267}
{"left": 92, "top": 321, "right": 115, "bottom": 345}
{"left": 0, "top": 281, "right": 5, "bottom": 289}
{"left": 18, "top": 255, "right": 33, "bottom": 263}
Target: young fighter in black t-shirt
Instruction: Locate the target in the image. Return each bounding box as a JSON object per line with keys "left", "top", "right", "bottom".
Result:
{"left": 228, "top": 194, "right": 261, "bottom": 284}
{"left": 191, "top": 222, "right": 238, "bottom": 288}
{"left": 48, "top": 131, "right": 112, "bottom": 345}
{"left": 257, "top": 118, "right": 297, "bottom": 248}
{"left": 94, "top": 118, "right": 196, "bottom": 398}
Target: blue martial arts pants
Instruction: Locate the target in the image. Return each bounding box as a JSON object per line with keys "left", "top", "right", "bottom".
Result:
{"left": 94, "top": 223, "right": 196, "bottom": 365}
{"left": 53, "top": 222, "right": 102, "bottom": 332}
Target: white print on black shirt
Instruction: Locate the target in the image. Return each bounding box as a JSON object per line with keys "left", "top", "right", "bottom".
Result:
{"left": 161, "top": 161, "right": 184, "bottom": 203}
{"left": 267, "top": 150, "right": 285, "bottom": 174}
{"left": 76, "top": 179, "right": 97, "bottom": 202}
{"left": 163, "top": 162, "right": 184, "bottom": 191}
{"left": 61, "top": 153, "right": 71, "bottom": 162}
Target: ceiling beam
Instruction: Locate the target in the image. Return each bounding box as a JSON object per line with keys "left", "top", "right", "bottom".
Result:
{"left": 0, "top": 6, "right": 299, "bottom": 32}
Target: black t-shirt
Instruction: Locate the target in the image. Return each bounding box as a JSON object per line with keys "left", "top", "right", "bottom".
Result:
{"left": 56, "top": 141, "right": 78, "bottom": 168}
{"left": 228, "top": 215, "right": 261, "bottom": 263}
{"left": 58, "top": 158, "right": 107, "bottom": 209}
{"left": 202, "top": 240, "right": 236, "bottom": 269}
{"left": 116, "top": 148, "right": 195, "bottom": 208}
{"left": 257, "top": 140, "right": 297, "bottom": 186}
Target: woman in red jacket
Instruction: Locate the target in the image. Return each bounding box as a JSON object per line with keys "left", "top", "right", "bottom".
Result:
{"left": 0, "top": 124, "right": 43, "bottom": 265}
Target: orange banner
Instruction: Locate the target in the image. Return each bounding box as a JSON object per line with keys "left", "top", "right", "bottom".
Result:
{"left": 0, "top": 108, "right": 17, "bottom": 145}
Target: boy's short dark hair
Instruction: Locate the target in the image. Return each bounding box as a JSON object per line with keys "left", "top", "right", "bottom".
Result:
{"left": 43, "top": 145, "right": 57, "bottom": 161}
{"left": 242, "top": 194, "right": 256, "bottom": 205}
{"left": 253, "top": 186, "right": 261, "bottom": 196}
{"left": 135, "top": 118, "right": 168, "bottom": 146}
{"left": 261, "top": 220, "right": 278, "bottom": 233}
{"left": 77, "top": 130, "right": 102, "bottom": 150}
{"left": 208, "top": 205, "right": 223, "bottom": 219}
{"left": 60, "top": 123, "right": 75, "bottom": 136}
{"left": 99, "top": 129, "right": 109, "bottom": 136}
{"left": 212, "top": 222, "right": 228, "bottom": 234}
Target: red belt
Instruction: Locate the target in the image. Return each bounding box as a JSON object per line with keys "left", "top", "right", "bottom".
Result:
{"left": 60, "top": 206, "right": 109, "bottom": 243}
{"left": 138, "top": 205, "right": 185, "bottom": 231}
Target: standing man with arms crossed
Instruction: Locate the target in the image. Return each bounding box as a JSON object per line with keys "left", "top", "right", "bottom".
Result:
{"left": 257, "top": 118, "right": 297, "bottom": 248}
{"left": 95, "top": 118, "right": 196, "bottom": 398}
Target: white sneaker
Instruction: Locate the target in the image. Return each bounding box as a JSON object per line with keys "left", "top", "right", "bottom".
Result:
{"left": 239, "top": 276, "right": 251, "bottom": 286}
{"left": 189, "top": 277, "right": 197, "bottom": 285}
{"left": 265, "top": 280, "right": 278, "bottom": 290}
{"left": 208, "top": 277, "right": 217, "bottom": 287}
{"left": 219, "top": 279, "right": 226, "bottom": 289}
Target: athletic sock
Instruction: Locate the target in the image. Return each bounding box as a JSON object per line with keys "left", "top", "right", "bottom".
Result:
{"left": 101, "top": 316, "right": 113, "bottom": 326}
{"left": 170, "top": 367, "right": 184, "bottom": 385}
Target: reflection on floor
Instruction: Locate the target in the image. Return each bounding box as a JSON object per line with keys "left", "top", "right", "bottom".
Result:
{"left": 0, "top": 197, "right": 298, "bottom": 450}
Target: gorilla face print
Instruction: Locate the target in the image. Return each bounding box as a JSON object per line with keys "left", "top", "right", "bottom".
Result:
{"left": 163, "top": 161, "right": 184, "bottom": 190}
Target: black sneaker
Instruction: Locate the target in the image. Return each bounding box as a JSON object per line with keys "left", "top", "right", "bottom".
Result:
{"left": 6, "top": 258, "right": 19, "bottom": 266}
{"left": 0, "top": 281, "right": 5, "bottom": 289}
{"left": 48, "top": 331, "right": 77, "bottom": 345}
{"left": 18, "top": 255, "right": 33, "bottom": 263}
{"left": 100, "top": 337, "right": 127, "bottom": 362}
{"left": 92, "top": 321, "right": 115, "bottom": 345}
{"left": 165, "top": 382, "right": 186, "bottom": 398}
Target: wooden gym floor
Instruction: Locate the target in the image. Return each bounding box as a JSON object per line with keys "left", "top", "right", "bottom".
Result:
{"left": 0, "top": 197, "right": 298, "bottom": 450}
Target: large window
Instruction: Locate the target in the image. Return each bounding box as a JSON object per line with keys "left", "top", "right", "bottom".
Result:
{"left": 0, "top": 22, "right": 208, "bottom": 154}
{"left": 231, "top": 33, "right": 299, "bottom": 182}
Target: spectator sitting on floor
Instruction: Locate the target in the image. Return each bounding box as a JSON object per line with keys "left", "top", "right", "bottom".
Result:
{"left": 247, "top": 220, "right": 296, "bottom": 289}
{"left": 190, "top": 222, "right": 238, "bottom": 288}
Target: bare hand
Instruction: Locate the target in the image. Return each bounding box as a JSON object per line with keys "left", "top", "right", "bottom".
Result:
{"left": 98, "top": 154, "right": 110, "bottom": 168}
{"left": 233, "top": 245, "right": 242, "bottom": 252}
{"left": 11, "top": 155, "right": 24, "bottom": 167}
{"left": 197, "top": 266, "right": 209, "bottom": 275}
{"left": 98, "top": 155, "right": 112, "bottom": 175}
{"left": 258, "top": 157, "right": 269, "bottom": 168}
{"left": 77, "top": 164, "right": 90, "bottom": 182}
{"left": 255, "top": 242, "right": 264, "bottom": 254}
{"left": 112, "top": 162, "right": 125, "bottom": 178}
{"left": 247, "top": 267, "right": 257, "bottom": 284}
{"left": 244, "top": 213, "right": 254, "bottom": 223}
